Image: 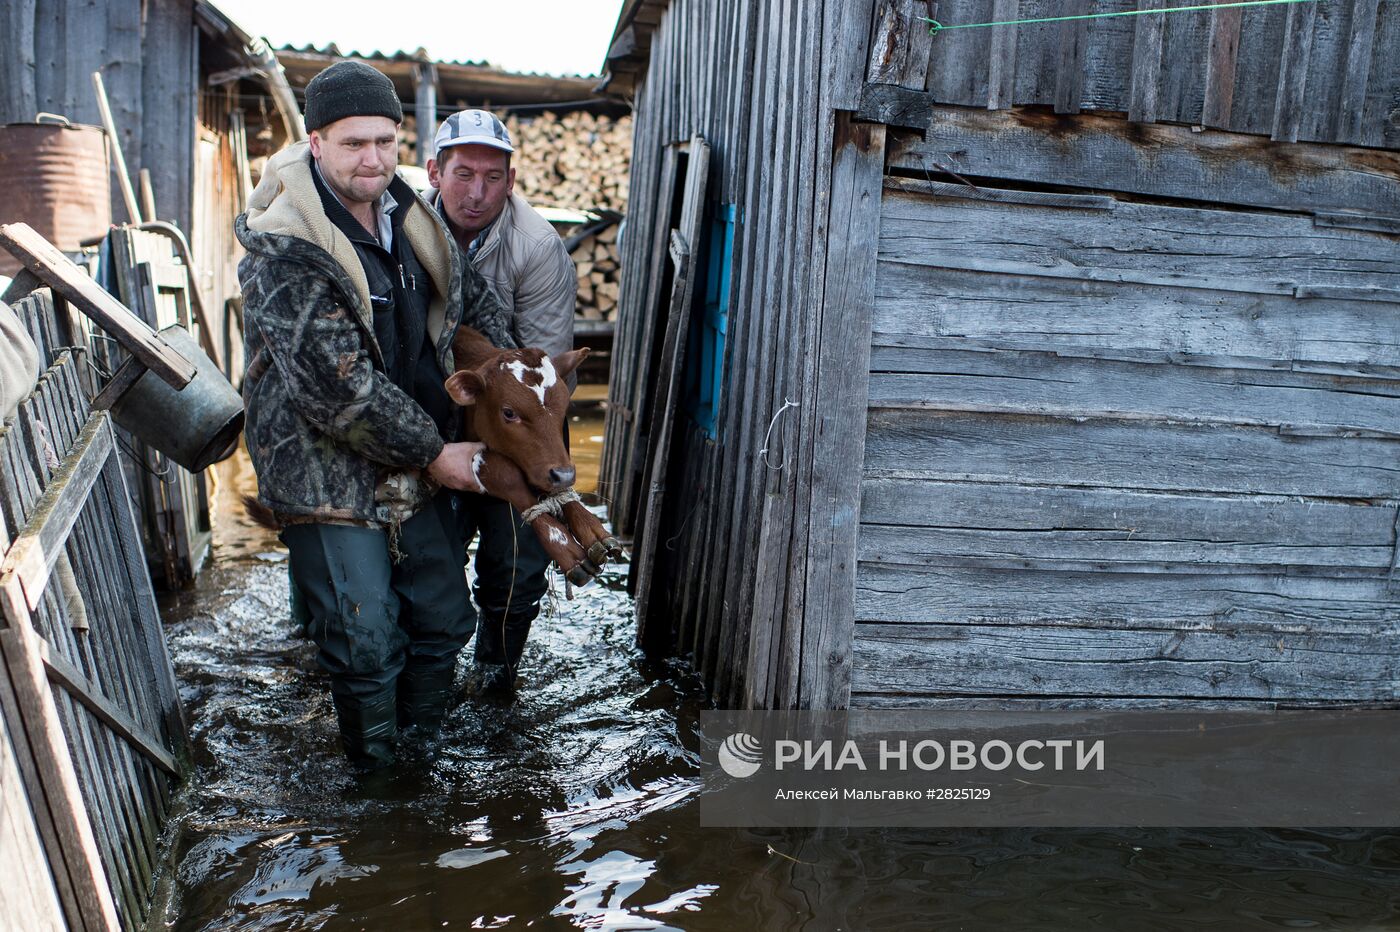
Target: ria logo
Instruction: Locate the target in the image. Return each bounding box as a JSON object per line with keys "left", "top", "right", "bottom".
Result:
{"left": 718, "top": 733, "right": 762, "bottom": 778}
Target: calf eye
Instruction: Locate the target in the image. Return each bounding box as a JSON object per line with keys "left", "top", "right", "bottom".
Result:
{"left": 502, "top": 406, "right": 520, "bottom": 423}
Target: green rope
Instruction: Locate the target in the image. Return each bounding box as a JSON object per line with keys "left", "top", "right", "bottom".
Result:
{"left": 923, "top": 0, "right": 1315, "bottom": 35}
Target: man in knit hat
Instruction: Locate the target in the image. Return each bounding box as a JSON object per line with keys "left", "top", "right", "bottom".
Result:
{"left": 426, "top": 109, "right": 577, "bottom": 694}
{"left": 235, "top": 61, "right": 515, "bottom": 769}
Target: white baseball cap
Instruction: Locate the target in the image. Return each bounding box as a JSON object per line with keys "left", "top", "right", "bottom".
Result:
{"left": 433, "top": 109, "right": 514, "bottom": 156}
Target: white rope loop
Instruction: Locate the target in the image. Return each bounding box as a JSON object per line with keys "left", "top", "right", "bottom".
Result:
{"left": 520, "top": 487, "right": 583, "bottom": 524}
{"left": 758, "top": 397, "right": 799, "bottom": 471}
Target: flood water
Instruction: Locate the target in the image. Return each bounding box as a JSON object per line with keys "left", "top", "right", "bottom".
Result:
{"left": 153, "top": 409, "right": 1400, "bottom": 930}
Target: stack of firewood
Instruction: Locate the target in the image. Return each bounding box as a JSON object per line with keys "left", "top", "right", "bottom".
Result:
{"left": 397, "top": 110, "right": 632, "bottom": 214}
{"left": 571, "top": 222, "right": 621, "bottom": 321}
{"left": 396, "top": 109, "right": 632, "bottom": 324}
{"left": 502, "top": 111, "right": 632, "bottom": 213}
{"left": 504, "top": 110, "right": 631, "bottom": 324}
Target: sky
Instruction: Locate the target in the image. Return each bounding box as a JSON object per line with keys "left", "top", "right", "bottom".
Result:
{"left": 211, "top": 0, "right": 628, "bottom": 76}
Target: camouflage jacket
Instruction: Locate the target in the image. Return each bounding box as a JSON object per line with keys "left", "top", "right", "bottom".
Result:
{"left": 236, "top": 141, "right": 515, "bottom": 526}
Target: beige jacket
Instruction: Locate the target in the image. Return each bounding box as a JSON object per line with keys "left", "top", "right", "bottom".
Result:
{"left": 432, "top": 189, "right": 576, "bottom": 362}
{"left": 0, "top": 299, "right": 40, "bottom": 419}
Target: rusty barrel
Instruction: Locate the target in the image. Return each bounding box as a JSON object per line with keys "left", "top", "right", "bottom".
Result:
{"left": 0, "top": 115, "right": 112, "bottom": 277}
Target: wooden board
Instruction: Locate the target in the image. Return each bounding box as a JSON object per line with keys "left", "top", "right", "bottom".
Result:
{"left": 0, "top": 667, "right": 68, "bottom": 931}
{"left": 873, "top": 265, "right": 1400, "bottom": 372}
{"left": 0, "top": 577, "right": 120, "bottom": 932}
{"left": 0, "top": 224, "right": 194, "bottom": 389}
{"left": 866, "top": 0, "right": 933, "bottom": 90}
{"left": 0, "top": 416, "right": 114, "bottom": 613}
{"left": 632, "top": 136, "right": 710, "bottom": 645}
{"left": 743, "top": 0, "right": 838, "bottom": 709}
{"left": 855, "top": 561, "right": 1399, "bottom": 632}
{"left": 867, "top": 346, "right": 1400, "bottom": 439}
{"left": 614, "top": 144, "right": 681, "bottom": 537}
{"left": 797, "top": 115, "right": 887, "bottom": 710}
{"left": 864, "top": 408, "right": 1400, "bottom": 501}
{"left": 886, "top": 106, "right": 1400, "bottom": 218}
{"left": 879, "top": 185, "right": 1400, "bottom": 290}
{"left": 860, "top": 478, "right": 1397, "bottom": 574}
{"left": 851, "top": 621, "right": 1400, "bottom": 701}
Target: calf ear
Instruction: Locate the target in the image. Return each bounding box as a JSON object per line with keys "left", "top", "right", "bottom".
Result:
{"left": 550, "top": 347, "right": 591, "bottom": 381}
{"left": 444, "top": 369, "right": 485, "bottom": 405}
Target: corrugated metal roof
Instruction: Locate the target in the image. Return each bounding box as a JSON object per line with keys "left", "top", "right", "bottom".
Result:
{"left": 275, "top": 43, "right": 595, "bottom": 81}
{"left": 274, "top": 45, "right": 621, "bottom": 114}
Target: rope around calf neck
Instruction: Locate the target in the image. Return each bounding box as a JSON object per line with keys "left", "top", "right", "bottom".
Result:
{"left": 520, "top": 488, "right": 583, "bottom": 524}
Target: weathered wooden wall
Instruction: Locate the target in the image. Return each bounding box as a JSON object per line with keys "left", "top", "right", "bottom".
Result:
{"left": 0, "top": 0, "right": 198, "bottom": 233}
{"left": 2, "top": 0, "right": 252, "bottom": 393}
{"left": 866, "top": 0, "right": 1400, "bottom": 147}
{"left": 852, "top": 118, "right": 1400, "bottom": 706}
{"left": 605, "top": 0, "right": 1400, "bottom": 711}
{"left": 855, "top": 0, "right": 1400, "bottom": 708}
{"left": 600, "top": 0, "right": 878, "bottom": 708}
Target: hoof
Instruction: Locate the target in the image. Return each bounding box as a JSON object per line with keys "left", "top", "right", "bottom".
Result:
{"left": 566, "top": 564, "right": 595, "bottom": 587}
{"left": 603, "top": 537, "right": 625, "bottom": 560}
{"left": 586, "top": 541, "right": 610, "bottom": 567}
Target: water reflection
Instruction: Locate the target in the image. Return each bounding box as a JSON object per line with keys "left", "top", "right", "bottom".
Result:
{"left": 157, "top": 422, "right": 1400, "bottom": 930}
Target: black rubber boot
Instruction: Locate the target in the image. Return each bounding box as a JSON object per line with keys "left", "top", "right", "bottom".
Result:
{"left": 287, "top": 565, "right": 311, "bottom": 638}
{"left": 332, "top": 690, "right": 398, "bottom": 770}
{"left": 472, "top": 609, "right": 538, "bottom": 694}
{"left": 396, "top": 660, "right": 458, "bottom": 733}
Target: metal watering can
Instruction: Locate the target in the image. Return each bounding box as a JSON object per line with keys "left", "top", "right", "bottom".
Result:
{"left": 104, "top": 324, "right": 244, "bottom": 472}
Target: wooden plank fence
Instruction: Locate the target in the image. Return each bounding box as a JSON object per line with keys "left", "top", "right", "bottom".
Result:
{"left": 0, "top": 316, "right": 186, "bottom": 930}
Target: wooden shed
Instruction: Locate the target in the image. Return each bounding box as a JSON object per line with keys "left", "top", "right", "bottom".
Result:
{"left": 599, "top": 0, "right": 1400, "bottom": 710}
{"left": 2, "top": 0, "right": 297, "bottom": 350}
{"left": 3, "top": 0, "right": 300, "bottom": 584}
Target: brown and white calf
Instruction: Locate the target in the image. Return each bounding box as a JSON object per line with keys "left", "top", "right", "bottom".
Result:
{"left": 445, "top": 326, "right": 621, "bottom": 585}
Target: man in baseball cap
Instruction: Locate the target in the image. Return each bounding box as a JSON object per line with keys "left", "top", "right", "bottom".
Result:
{"left": 235, "top": 63, "right": 515, "bottom": 769}
{"left": 435, "top": 108, "right": 516, "bottom": 155}
{"left": 427, "top": 109, "right": 578, "bottom": 694}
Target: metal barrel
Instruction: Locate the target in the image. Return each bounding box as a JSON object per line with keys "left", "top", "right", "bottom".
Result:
{"left": 0, "top": 116, "right": 113, "bottom": 277}
{"left": 109, "top": 325, "right": 244, "bottom": 472}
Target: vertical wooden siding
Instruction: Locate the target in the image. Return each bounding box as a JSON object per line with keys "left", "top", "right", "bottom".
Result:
{"left": 911, "top": 0, "right": 1400, "bottom": 148}
{"left": 601, "top": 0, "right": 879, "bottom": 706}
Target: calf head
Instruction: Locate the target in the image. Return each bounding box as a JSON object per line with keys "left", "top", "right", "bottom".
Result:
{"left": 446, "top": 327, "right": 589, "bottom": 494}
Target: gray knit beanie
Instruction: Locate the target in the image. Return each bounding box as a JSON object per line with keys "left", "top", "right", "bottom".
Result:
{"left": 303, "top": 61, "right": 403, "bottom": 132}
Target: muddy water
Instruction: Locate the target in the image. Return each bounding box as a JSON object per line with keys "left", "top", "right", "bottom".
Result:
{"left": 156, "top": 412, "right": 1400, "bottom": 930}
